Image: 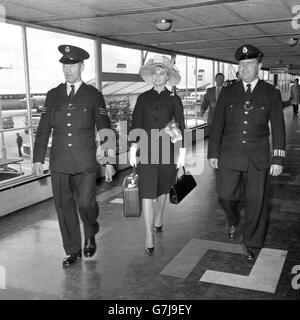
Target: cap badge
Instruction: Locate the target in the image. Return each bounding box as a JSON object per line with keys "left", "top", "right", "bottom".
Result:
{"left": 65, "top": 46, "right": 70, "bottom": 53}
{"left": 242, "top": 46, "right": 248, "bottom": 53}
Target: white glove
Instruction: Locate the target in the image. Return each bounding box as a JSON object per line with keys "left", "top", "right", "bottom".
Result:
{"left": 32, "top": 162, "right": 44, "bottom": 176}
{"left": 105, "top": 164, "right": 116, "bottom": 183}
{"left": 177, "top": 148, "right": 186, "bottom": 168}
{"left": 129, "top": 144, "right": 137, "bottom": 167}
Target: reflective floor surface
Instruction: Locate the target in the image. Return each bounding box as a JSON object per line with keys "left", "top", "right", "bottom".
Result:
{"left": 0, "top": 106, "right": 299, "bottom": 300}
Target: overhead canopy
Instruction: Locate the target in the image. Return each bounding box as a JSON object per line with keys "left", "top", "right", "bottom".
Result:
{"left": 3, "top": 0, "right": 300, "bottom": 74}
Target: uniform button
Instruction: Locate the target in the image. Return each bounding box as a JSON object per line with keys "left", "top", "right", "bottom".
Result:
{"left": 67, "top": 123, "right": 71, "bottom": 126}
{"left": 243, "top": 131, "right": 247, "bottom": 134}
{"left": 68, "top": 133, "right": 72, "bottom": 137}
{"left": 244, "top": 121, "right": 248, "bottom": 124}
{"left": 245, "top": 111, "right": 249, "bottom": 115}
{"left": 68, "top": 144, "right": 72, "bottom": 147}
{"left": 67, "top": 113, "right": 71, "bottom": 116}
{"left": 242, "top": 140, "right": 246, "bottom": 144}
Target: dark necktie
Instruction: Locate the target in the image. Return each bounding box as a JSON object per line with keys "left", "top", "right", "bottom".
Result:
{"left": 245, "top": 83, "right": 251, "bottom": 101}
{"left": 68, "top": 84, "right": 75, "bottom": 101}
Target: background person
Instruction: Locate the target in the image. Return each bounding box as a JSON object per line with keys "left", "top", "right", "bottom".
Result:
{"left": 32, "top": 45, "right": 114, "bottom": 267}
{"left": 208, "top": 44, "right": 286, "bottom": 260}
{"left": 200, "top": 73, "right": 224, "bottom": 126}
{"left": 129, "top": 55, "right": 186, "bottom": 255}
{"left": 290, "top": 78, "right": 299, "bottom": 115}
{"left": 16, "top": 132, "right": 23, "bottom": 157}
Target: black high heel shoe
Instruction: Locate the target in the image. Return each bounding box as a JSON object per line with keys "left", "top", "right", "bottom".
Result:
{"left": 145, "top": 247, "right": 154, "bottom": 255}
{"left": 154, "top": 225, "right": 163, "bottom": 233}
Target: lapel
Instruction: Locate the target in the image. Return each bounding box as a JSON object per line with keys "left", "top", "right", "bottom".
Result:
{"left": 70, "top": 82, "right": 88, "bottom": 104}
{"left": 209, "top": 87, "right": 216, "bottom": 102}
{"left": 234, "top": 80, "right": 246, "bottom": 102}
{"left": 250, "top": 79, "right": 263, "bottom": 101}
{"left": 56, "top": 83, "right": 68, "bottom": 104}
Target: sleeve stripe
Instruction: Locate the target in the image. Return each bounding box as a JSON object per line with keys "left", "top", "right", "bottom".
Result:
{"left": 99, "top": 108, "right": 108, "bottom": 115}
{"left": 273, "top": 149, "right": 286, "bottom": 157}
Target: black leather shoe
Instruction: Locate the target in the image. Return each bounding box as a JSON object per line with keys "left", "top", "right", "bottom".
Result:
{"left": 62, "top": 252, "right": 82, "bottom": 267}
{"left": 244, "top": 246, "right": 256, "bottom": 260}
{"left": 83, "top": 236, "right": 97, "bottom": 258}
{"left": 228, "top": 224, "right": 238, "bottom": 241}
{"left": 145, "top": 247, "right": 154, "bottom": 255}
{"left": 154, "top": 225, "right": 163, "bottom": 233}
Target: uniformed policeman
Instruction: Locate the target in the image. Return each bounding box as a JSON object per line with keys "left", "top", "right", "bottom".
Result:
{"left": 208, "top": 44, "right": 286, "bottom": 260}
{"left": 32, "top": 45, "right": 114, "bottom": 267}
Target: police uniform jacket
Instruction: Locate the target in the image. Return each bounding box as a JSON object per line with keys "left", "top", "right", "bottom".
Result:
{"left": 207, "top": 80, "right": 286, "bottom": 171}
{"left": 33, "top": 82, "right": 111, "bottom": 174}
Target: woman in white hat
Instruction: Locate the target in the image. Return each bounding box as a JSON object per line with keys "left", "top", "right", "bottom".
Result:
{"left": 129, "top": 55, "right": 186, "bottom": 255}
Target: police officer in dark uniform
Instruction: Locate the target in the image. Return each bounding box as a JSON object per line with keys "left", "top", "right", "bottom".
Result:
{"left": 32, "top": 45, "right": 114, "bottom": 267}
{"left": 208, "top": 44, "right": 286, "bottom": 260}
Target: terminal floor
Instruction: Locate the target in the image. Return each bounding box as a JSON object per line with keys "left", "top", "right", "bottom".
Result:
{"left": 0, "top": 106, "right": 299, "bottom": 300}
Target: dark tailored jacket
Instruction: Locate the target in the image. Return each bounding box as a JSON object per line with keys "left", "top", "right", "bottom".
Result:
{"left": 130, "top": 88, "right": 185, "bottom": 164}
{"left": 33, "top": 82, "right": 111, "bottom": 174}
{"left": 207, "top": 80, "right": 286, "bottom": 171}
{"left": 200, "top": 86, "right": 223, "bottom": 125}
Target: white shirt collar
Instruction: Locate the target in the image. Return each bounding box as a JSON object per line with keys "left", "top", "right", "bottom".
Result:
{"left": 67, "top": 80, "right": 82, "bottom": 94}
{"left": 242, "top": 78, "right": 259, "bottom": 92}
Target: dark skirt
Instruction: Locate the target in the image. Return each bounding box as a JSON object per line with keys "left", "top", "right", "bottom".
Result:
{"left": 137, "top": 163, "right": 177, "bottom": 199}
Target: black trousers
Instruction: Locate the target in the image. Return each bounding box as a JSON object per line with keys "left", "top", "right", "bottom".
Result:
{"left": 216, "top": 162, "right": 269, "bottom": 248}
{"left": 18, "top": 145, "right": 22, "bottom": 157}
{"left": 51, "top": 170, "right": 99, "bottom": 255}
{"left": 292, "top": 104, "right": 299, "bottom": 114}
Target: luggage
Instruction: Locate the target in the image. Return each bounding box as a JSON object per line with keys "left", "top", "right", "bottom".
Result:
{"left": 122, "top": 167, "right": 142, "bottom": 217}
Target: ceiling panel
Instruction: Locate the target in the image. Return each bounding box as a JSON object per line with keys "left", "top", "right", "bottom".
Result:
{"left": 1, "top": 0, "right": 300, "bottom": 73}
{"left": 226, "top": 0, "right": 291, "bottom": 20}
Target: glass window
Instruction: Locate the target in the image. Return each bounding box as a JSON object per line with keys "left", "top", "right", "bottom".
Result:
{"left": 175, "top": 55, "right": 214, "bottom": 128}
{"left": 102, "top": 44, "right": 141, "bottom": 73}
{"left": 0, "top": 22, "right": 28, "bottom": 184}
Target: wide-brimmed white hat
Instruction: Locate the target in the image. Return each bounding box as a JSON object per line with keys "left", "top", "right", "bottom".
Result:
{"left": 139, "top": 55, "right": 181, "bottom": 86}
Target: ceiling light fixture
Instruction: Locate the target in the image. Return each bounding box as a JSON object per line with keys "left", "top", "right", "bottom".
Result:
{"left": 286, "top": 37, "right": 298, "bottom": 47}
{"left": 155, "top": 19, "right": 173, "bottom": 31}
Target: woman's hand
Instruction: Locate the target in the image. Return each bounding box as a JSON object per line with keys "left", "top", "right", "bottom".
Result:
{"left": 129, "top": 144, "right": 137, "bottom": 167}
{"left": 105, "top": 164, "right": 115, "bottom": 182}
{"left": 177, "top": 148, "right": 186, "bottom": 168}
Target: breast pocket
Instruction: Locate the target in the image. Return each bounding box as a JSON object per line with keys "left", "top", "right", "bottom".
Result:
{"left": 253, "top": 103, "right": 270, "bottom": 123}
{"left": 73, "top": 106, "right": 93, "bottom": 129}
{"left": 50, "top": 107, "right": 63, "bottom": 127}
{"left": 224, "top": 102, "right": 235, "bottom": 123}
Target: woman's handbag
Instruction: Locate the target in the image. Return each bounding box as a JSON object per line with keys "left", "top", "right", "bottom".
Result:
{"left": 169, "top": 167, "right": 197, "bottom": 204}
{"left": 122, "top": 167, "right": 142, "bottom": 217}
